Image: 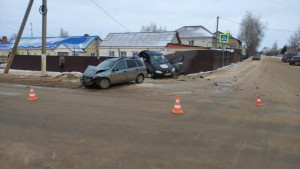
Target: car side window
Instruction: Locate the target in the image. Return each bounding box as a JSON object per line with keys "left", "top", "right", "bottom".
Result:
{"left": 126, "top": 60, "right": 137, "bottom": 68}
{"left": 114, "top": 61, "right": 126, "bottom": 70}
{"left": 135, "top": 60, "right": 144, "bottom": 67}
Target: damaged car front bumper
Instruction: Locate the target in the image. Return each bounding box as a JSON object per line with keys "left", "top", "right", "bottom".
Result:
{"left": 80, "top": 76, "right": 95, "bottom": 86}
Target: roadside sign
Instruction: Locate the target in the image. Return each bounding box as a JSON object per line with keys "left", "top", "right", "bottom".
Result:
{"left": 219, "top": 33, "right": 229, "bottom": 43}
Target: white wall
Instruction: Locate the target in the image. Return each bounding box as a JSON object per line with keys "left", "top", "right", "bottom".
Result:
{"left": 180, "top": 37, "right": 214, "bottom": 47}
{"left": 99, "top": 47, "right": 166, "bottom": 57}
{"left": 53, "top": 44, "right": 72, "bottom": 55}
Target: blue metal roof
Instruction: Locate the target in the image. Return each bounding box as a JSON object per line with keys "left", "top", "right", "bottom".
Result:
{"left": 0, "top": 43, "right": 13, "bottom": 51}
{"left": 11, "top": 36, "right": 99, "bottom": 52}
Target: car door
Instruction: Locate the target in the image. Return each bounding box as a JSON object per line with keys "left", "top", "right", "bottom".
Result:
{"left": 111, "top": 61, "right": 128, "bottom": 84}
{"left": 169, "top": 55, "right": 184, "bottom": 70}
{"left": 126, "top": 60, "right": 138, "bottom": 81}
{"left": 135, "top": 59, "right": 146, "bottom": 74}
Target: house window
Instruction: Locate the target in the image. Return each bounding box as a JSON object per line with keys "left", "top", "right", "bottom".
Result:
{"left": 132, "top": 51, "right": 138, "bottom": 57}
{"left": 189, "top": 40, "right": 194, "bottom": 46}
{"left": 120, "top": 51, "right": 127, "bottom": 57}
{"left": 91, "top": 53, "right": 96, "bottom": 56}
{"left": 46, "top": 53, "right": 50, "bottom": 56}
{"left": 58, "top": 52, "right": 68, "bottom": 56}
{"left": 33, "top": 52, "right": 37, "bottom": 55}
{"left": 109, "top": 51, "right": 115, "bottom": 57}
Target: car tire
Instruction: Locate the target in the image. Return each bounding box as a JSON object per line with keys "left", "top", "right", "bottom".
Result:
{"left": 135, "top": 74, "right": 144, "bottom": 84}
{"left": 97, "top": 78, "right": 111, "bottom": 89}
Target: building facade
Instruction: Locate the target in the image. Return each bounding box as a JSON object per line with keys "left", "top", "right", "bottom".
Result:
{"left": 0, "top": 43, "right": 12, "bottom": 63}
{"left": 99, "top": 31, "right": 209, "bottom": 57}
{"left": 13, "top": 36, "right": 101, "bottom": 56}
{"left": 176, "top": 26, "right": 222, "bottom": 48}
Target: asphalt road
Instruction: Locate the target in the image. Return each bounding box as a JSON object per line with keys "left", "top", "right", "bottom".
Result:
{"left": 0, "top": 56, "right": 299, "bottom": 169}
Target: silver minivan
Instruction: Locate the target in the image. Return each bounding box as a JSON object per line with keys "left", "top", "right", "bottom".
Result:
{"left": 81, "top": 57, "right": 147, "bottom": 89}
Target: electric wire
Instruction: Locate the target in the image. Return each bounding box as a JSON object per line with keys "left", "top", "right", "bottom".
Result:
{"left": 90, "top": 0, "right": 130, "bottom": 32}
{"left": 219, "top": 17, "right": 298, "bottom": 33}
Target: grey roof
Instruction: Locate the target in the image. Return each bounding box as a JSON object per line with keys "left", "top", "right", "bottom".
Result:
{"left": 176, "top": 26, "right": 214, "bottom": 38}
{"left": 100, "top": 31, "right": 178, "bottom": 47}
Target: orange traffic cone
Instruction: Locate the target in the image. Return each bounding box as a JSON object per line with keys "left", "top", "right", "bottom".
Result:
{"left": 255, "top": 96, "right": 262, "bottom": 106}
{"left": 172, "top": 95, "right": 183, "bottom": 114}
{"left": 27, "top": 86, "right": 39, "bottom": 101}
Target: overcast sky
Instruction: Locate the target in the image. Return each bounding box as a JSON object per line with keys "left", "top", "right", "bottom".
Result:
{"left": 1, "top": 0, "right": 299, "bottom": 50}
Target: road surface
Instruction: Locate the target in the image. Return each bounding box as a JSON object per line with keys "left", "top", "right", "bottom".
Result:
{"left": 0, "top": 56, "right": 299, "bottom": 169}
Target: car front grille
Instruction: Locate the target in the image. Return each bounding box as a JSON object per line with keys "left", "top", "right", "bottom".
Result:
{"left": 84, "top": 77, "right": 92, "bottom": 82}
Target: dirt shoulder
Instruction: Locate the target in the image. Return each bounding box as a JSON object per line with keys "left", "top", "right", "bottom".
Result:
{"left": 1, "top": 56, "right": 299, "bottom": 103}
{"left": 0, "top": 70, "right": 82, "bottom": 89}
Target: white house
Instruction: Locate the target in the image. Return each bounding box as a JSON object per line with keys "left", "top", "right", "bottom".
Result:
{"left": 99, "top": 31, "right": 206, "bottom": 57}
{"left": 176, "top": 25, "right": 222, "bottom": 48}
{"left": 13, "top": 36, "right": 101, "bottom": 56}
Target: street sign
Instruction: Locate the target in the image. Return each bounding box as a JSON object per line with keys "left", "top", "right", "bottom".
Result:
{"left": 219, "top": 33, "right": 229, "bottom": 43}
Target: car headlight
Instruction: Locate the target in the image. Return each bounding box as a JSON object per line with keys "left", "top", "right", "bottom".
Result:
{"left": 155, "top": 70, "right": 162, "bottom": 74}
{"left": 172, "top": 68, "right": 175, "bottom": 72}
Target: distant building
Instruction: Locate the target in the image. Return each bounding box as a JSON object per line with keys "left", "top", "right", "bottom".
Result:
{"left": 0, "top": 43, "right": 12, "bottom": 63}
{"left": 99, "top": 31, "right": 206, "bottom": 57}
{"left": 176, "top": 25, "right": 221, "bottom": 48}
{"left": 12, "top": 36, "right": 101, "bottom": 56}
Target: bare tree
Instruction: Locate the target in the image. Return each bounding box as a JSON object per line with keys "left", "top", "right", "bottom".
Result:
{"left": 140, "top": 22, "right": 167, "bottom": 32}
{"left": 288, "top": 27, "right": 300, "bottom": 53}
{"left": 60, "top": 28, "right": 69, "bottom": 37}
{"left": 10, "top": 33, "right": 17, "bottom": 42}
{"left": 238, "top": 12, "right": 266, "bottom": 57}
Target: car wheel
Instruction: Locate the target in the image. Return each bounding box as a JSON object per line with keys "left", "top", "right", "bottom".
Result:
{"left": 97, "top": 78, "right": 111, "bottom": 89}
{"left": 136, "top": 74, "right": 144, "bottom": 84}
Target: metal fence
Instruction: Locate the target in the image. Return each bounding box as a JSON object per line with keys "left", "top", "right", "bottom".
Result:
{"left": 10, "top": 55, "right": 114, "bottom": 72}
{"left": 165, "top": 50, "right": 240, "bottom": 75}
{"left": 9, "top": 50, "right": 240, "bottom": 74}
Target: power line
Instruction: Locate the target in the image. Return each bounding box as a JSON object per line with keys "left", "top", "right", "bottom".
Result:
{"left": 219, "top": 17, "right": 298, "bottom": 33}
{"left": 1, "top": 20, "right": 57, "bottom": 37}
{"left": 90, "top": 0, "right": 130, "bottom": 32}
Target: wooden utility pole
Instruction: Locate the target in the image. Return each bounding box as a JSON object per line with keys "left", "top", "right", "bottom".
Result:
{"left": 4, "top": 0, "right": 34, "bottom": 73}
{"left": 215, "top": 16, "right": 219, "bottom": 49}
{"left": 41, "top": 0, "right": 47, "bottom": 76}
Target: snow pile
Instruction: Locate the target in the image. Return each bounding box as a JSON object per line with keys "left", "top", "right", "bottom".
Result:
{"left": 0, "top": 68, "right": 82, "bottom": 78}
{"left": 0, "top": 63, "right": 7, "bottom": 69}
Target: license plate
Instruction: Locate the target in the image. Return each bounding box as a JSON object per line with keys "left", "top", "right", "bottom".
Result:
{"left": 165, "top": 73, "right": 172, "bottom": 76}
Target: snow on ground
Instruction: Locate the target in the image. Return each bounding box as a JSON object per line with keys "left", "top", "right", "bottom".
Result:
{"left": 0, "top": 68, "right": 82, "bottom": 78}
{"left": 0, "top": 63, "right": 7, "bottom": 69}
{"left": 187, "top": 62, "right": 238, "bottom": 76}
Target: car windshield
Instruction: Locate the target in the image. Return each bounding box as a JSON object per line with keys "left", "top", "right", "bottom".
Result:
{"left": 149, "top": 54, "right": 169, "bottom": 64}
{"left": 96, "top": 60, "right": 116, "bottom": 70}
{"left": 292, "top": 56, "right": 300, "bottom": 59}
